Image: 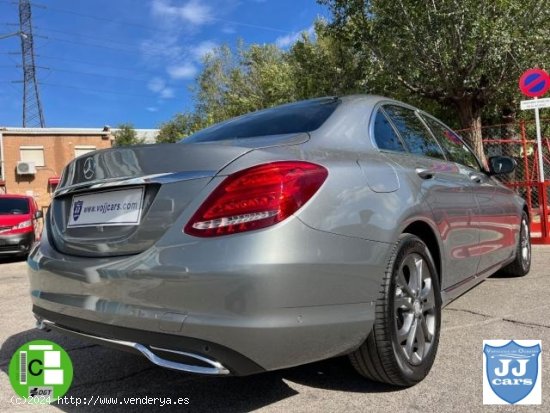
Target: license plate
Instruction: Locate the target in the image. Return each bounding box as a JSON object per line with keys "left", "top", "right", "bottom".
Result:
{"left": 67, "top": 187, "right": 144, "bottom": 228}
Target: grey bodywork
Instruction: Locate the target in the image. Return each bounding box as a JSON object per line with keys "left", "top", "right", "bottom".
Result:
{"left": 28, "top": 95, "right": 524, "bottom": 374}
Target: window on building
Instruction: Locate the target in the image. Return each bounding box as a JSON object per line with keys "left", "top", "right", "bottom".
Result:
{"left": 20, "top": 146, "right": 45, "bottom": 167}
{"left": 74, "top": 146, "right": 96, "bottom": 158}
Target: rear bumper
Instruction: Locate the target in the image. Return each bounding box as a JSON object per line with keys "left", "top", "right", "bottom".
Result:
{"left": 28, "top": 218, "right": 390, "bottom": 374}
{"left": 34, "top": 306, "right": 255, "bottom": 375}
{"left": 0, "top": 231, "right": 34, "bottom": 255}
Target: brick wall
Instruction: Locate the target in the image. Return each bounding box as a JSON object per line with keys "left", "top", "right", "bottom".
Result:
{"left": 2, "top": 133, "right": 112, "bottom": 209}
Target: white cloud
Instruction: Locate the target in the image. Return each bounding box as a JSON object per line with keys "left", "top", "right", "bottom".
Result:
{"left": 148, "top": 77, "right": 175, "bottom": 99}
{"left": 148, "top": 77, "right": 166, "bottom": 93}
{"left": 151, "top": 0, "right": 212, "bottom": 26}
{"left": 275, "top": 25, "right": 315, "bottom": 48}
{"left": 167, "top": 63, "right": 198, "bottom": 79}
{"left": 141, "top": 36, "right": 183, "bottom": 61}
{"left": 160, "top": 88, "right": 175, "bottom": 99}
{"left": 142, "top": 2, "right": 222, "bottom": 97}
{"left": 190, "top": 41, "right": 217, "bottom": 60}
{"left": 146, "top": 107, "right": 159, "bottom": 112}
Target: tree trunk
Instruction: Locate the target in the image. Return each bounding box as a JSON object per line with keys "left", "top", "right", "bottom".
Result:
{"left": 501, "top": 106, "right": 517, "bottom": 140}
{"left": 454, "top": 98, "right": 487, "bottom": 168}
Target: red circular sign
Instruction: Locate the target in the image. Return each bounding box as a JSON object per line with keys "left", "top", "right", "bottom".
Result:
{"left": 519, "top": 68, "right": 550, "bottom": 98}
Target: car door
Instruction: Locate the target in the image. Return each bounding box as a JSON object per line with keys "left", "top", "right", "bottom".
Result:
{"left": 379, "top": 105, "right": 481, "bottom": 289}
{"left": 421, "top": 115, "right": 519, "bottom": 275}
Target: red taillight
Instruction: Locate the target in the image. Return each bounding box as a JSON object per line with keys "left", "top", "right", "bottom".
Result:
{"left": 185, "top": 161, "right": 328, "bottom": 237}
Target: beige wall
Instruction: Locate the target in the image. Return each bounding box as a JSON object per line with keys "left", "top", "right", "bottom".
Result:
{"left": 2, "top": 134, "right": 112, "bottom": 209}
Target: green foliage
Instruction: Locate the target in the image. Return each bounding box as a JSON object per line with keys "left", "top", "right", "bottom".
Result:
{"left": 158, "top": 2, "right": 548, "bottom": 158}
{"left": 318, "top": 0, "right": 550, "bottom": 159}
{"left": 156, "top": 113, "right": 205, "bottom": 143}
{"left": 195, "top": 42, "right": 296, "bottom": 125}
{"left": 113, "top": 123, "right": 144, "bottom": 147}
{"left": 288, "top": 20, "right": 369, "bottom": 99}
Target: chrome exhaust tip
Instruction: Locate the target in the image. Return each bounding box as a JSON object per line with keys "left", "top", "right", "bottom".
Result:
{"left": 37, "top": 318, "right": 230, "bottom": 375}
{"left": 35, "top": 318, "right": 51, "bottom": 332}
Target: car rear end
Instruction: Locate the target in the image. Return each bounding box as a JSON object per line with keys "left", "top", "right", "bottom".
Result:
{"left": 0, "top": 195, "right": 38, "bottom": 256}
{"left": 28, "top": 97, "right": 388, "bottom": 375}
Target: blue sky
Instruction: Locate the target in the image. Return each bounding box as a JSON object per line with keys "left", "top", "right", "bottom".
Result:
{"left": 0, "top": 0, "right": 328, "bottom": 128}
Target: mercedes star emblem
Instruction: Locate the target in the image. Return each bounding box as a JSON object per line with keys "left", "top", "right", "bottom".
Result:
{"left": 83, "top": 157, "right": 95, "bottom": 180}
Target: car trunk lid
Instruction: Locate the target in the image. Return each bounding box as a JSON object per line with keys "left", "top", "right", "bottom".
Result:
{"left": 49, "top": 134, "right": 308, "bottom": 257}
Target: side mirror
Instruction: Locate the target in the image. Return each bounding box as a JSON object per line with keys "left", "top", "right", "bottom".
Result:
{"left": 34, "top": 210, "right": 43, "bottom": 219}
{"left": 488, "top": 156, "right": 516, "bottom": 175}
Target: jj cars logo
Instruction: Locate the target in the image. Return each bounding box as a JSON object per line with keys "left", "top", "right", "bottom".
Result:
{"left": 483, "top": 340, "right": 541, "bottom": 404}
{"left": 72, "top": 200, "right": 83, "bottom": 222}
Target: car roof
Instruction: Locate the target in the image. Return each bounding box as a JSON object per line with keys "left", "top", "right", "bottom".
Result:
{"left": 0, "top": 194, "right": 33, "bottom": 199}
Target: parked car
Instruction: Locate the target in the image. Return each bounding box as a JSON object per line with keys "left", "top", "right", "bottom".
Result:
{"left": 0, "top": 194, "right": 42, "bottom": 257}
{"left": 28, "top": 96, "right": 530, "bottom": 386}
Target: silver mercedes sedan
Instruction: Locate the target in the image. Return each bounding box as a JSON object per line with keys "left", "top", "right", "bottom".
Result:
{"left": 28, "top": 95, "right": 530, "bottom": 386}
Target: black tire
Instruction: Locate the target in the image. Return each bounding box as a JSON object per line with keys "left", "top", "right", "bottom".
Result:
{"left": 500, "top": 211, "right": 531, "bottom": 277}
{"left": 349, "top": 233, "right": 442, "bottom": 387}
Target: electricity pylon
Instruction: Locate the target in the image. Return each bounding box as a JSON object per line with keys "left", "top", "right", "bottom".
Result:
{"left": 18, "top": 0, "right": 45, "bottom": 127}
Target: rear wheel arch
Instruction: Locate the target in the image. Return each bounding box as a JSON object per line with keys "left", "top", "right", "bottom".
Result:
{"left": 402, "top": 221, "right": 442, "bottom": 286}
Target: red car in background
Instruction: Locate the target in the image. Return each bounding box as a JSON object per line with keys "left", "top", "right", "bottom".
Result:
{"left": 0, "top": 195, "right": 43, "bottom": 257}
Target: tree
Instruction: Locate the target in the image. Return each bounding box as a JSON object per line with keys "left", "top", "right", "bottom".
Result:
{"left": 288, "top": 20, "right": 369, "bottom": 99}
{"left": 318, "top": 0, "right": 550, "bottom": 161}
{"left": 156, "top": 113, "right": 205, "bottom": 143}
{"left": 194, "top": 42, "right": 296, "bottom": 124}
{"left": 113, "top": 123, "right": 144, "bottom": 146}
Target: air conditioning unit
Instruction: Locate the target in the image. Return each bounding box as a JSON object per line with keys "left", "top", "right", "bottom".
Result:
{"left": 16, "top": 161, "right": 36, "bottom": 175}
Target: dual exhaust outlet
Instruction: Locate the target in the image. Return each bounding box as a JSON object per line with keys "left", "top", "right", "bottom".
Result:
{"left": 35, "top": 318, "right": 230, "bottom": 376}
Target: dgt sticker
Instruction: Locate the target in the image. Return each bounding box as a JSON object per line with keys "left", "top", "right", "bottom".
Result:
{"left": 483, "top": 340, "right": 541, "bottom": 404}
{"left": 9, "top": 340, "right": 73, "bottom": 403}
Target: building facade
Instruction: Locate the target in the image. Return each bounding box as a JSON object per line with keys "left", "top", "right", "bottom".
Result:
{"left": 0, "top": 127, "right": 159, "bottom": 211}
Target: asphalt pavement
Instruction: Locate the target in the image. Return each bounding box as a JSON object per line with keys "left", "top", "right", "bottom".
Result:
{"left": 1, "top": 248, "right": 549, "bottom": 412}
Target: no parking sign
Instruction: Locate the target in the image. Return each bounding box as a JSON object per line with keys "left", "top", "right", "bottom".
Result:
{"left": 519, "top": 69, "right": 550, "bottom": 98}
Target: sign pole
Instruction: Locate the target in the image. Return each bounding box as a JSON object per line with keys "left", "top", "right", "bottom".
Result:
{"left": 534, "top": 97, "right": 549, "bottom": 241}
{"left": 534, "top": 98, "right": 545, "bottom": 183}
{"left": 518, "top": 68, "right": 550, "bottom": 243}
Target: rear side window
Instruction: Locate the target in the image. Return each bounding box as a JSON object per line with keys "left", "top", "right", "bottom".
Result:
{"left": 0, "top": 198, "right": 30, "bottom": 214}
{"left": 373, "top": 110, "right": 406, "bottom": 152}
{"left": 422, "top": 115, "right": 480, "bottom": 171}
{"left": 184, "top": 98, "right": 340, "bottom": 143}
{"left": 384, "top": 105, "right": 445, "bottom": 160}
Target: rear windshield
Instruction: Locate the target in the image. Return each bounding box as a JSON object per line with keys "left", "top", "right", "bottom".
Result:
{"left": 183, "top": 97, "right": 340, "bottom": 143}
{"left": 0, "top": 198, "right": 30, "bottom": 214}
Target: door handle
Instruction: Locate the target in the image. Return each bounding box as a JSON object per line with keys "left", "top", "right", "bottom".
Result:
{"left": 416, "top": 168, "right": 434, "bottom": 180}
{"left": 469, "top": 173, "right": 483, "bottom": 183}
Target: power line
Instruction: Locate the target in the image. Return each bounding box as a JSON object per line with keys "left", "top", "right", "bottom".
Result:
{"left": 34, "top": 26, "right": 151, "bottom": 50}
{"left": 1, "top": 52, "right": 159, "bottom": 75}
{"left": 34, "top": 35, "right": 141, "bottom": 54}
{"left": 2, "top": 77, "right": 157, "bottom": 99}
{"left": 34, "top": 2, "right": 292, "bottom": 34}
{"left": 40, "top": 81, "right": 154, "bottom": 99}
{"left": 1, "top": 0, "right": 300, "bottom": 35}
{"left": 0, "top": 63, "right": 153, "bottom": 83}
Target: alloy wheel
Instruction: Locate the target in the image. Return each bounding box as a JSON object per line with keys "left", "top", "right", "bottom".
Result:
{"left": 394, "top": 253, "right": 437, "bottom": 365}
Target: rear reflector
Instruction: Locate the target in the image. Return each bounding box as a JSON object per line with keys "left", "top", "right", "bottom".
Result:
{"left": 184, "top": 161, "right": 328, "bottom": 237}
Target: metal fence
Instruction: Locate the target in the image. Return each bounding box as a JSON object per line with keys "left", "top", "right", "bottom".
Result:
{"left": 458, "top": 117, "right": 550, "bottom": 242}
